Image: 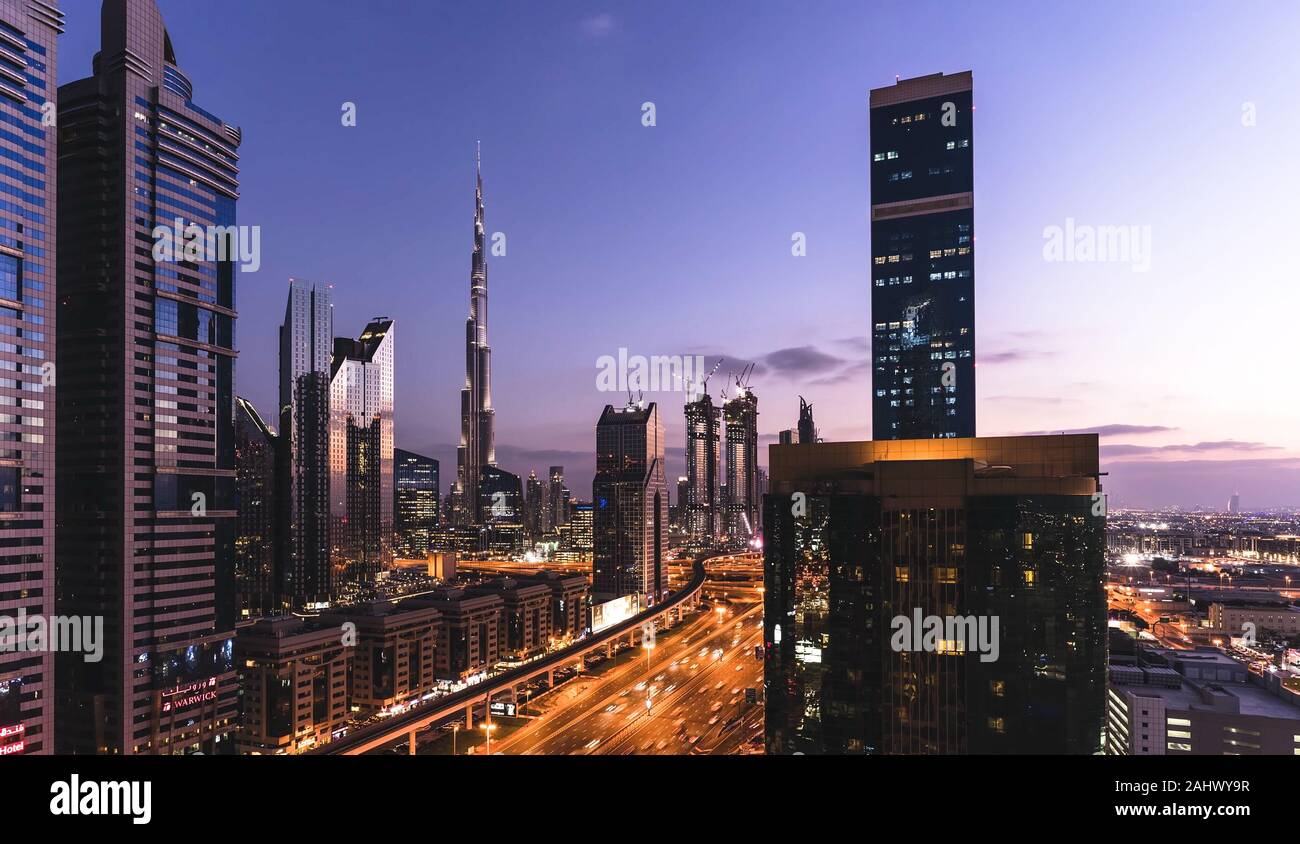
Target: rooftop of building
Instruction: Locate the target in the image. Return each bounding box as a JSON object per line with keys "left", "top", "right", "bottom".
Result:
{"left": 870, "top": 70, "right": 973, "bottom": 107}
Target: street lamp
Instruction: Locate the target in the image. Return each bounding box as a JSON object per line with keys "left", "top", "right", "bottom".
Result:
{"left": 452, "top": 724, "right": 459, "bottom": 756}
{"left": 481, "top": 721, "right": 496, "bottom": 755}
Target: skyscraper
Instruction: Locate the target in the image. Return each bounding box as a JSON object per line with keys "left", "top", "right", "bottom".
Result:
{"left": 593, "top": 402, "right": 667, "bottom": 603}
{"left": 394, "top": 448, "right": 439, "bottom": 557}
{"left": 763, "top": 435, "right": 1106, "bottom": 755}
{"left": 280, "top": 279, "right": 332, "bottom": 609}
{"left": 455, "top": 146, "right": 495, "bottom": 525}
{"left": 329, "top": 318, "right": 395, "bottom": 589}
{"left": 870, "top": 71, "right": 975, "bottom": 440}
{"left": 235, "top": 397, "right": 280, "bottom": 619}
{"left": 478, "top": 465, "right": 524, "bottom": 555}
{"left": 724, "top": 382, "right": 759, "bottom": 539}
{"left": 57, "top": 0, "right": 239, "bottom": 754}
{"left": 797, "top": 396, "right": 817, "bottom": 444}
{"left": 547, "top": 465, "right": 568, "bottom": 531}
{"left": 0, "top": 0, "right": 61, "bottom": 758}
{"left": 684, "top": 389, "right": 720, "bottom": 543}
{"left": 524, "top": 469, "right": 543, "bottom": 539}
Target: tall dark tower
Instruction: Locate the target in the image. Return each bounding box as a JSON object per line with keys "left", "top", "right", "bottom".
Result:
{"left": 455, "top": 144, "right": 496, "bottom": 524}
{"left": 57, "top": 0, "right": 240, "bottom": 754}
{"left": 684, "top": 390, "right": 720, "bottom": 543}
{"left": 870, "top": 72, "right": 975, "bottom": 440}
{"left": 797, "top": 396, "right": 817, "bottom": 444}
{"left": 593, "top": 402, "right": 667, "bottom": 603}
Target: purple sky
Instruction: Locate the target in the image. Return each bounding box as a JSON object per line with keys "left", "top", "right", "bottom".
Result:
{"left": 61, "top": 0, "right": 1300, "bottom": 509}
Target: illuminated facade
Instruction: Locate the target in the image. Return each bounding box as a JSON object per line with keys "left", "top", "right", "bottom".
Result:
{"left": 593, "top": 402, "right": 667, "bottom": 603}
{"left": 394, "top": 448, "right": 439, "bottom": 557}
{"left": 684, "top": 390, "right": 720, "bottom": 542}
{"left": 234, "top": 617, "right": 352, "bottom": 755}
{"left": 0, "top": 0, "right": 61, "bottom": 758}
{"left": 57, "top": 0, "right": 239, "bottom": 754}
{"left": 724, "top": 385, "right": 759, "bottom": 539}
{"left": 329, "top": 318, "right": 395, "bottom": 589}
{"left": 763, "top": 435, "right": 1106, "bottom": 754}
{"left": 870, "top": 71, "right": 975, "bottom": 440}
{"left": 455, "top": 146, "right": 495, "bottom": 524}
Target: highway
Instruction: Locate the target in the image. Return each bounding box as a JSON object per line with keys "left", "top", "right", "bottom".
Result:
{"left": 483, "top": 573, "right": 764, "bottom": 756}
{"left": 317, "top": 553, "right": 712, "bottom": 755}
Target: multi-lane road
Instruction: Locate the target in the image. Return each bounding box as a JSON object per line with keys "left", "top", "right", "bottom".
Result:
{"left": 418, "top": 557, "right": 764, "bottom": 756}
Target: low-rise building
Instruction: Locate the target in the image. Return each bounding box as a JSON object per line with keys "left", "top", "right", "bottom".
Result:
{"left": 516, "top": 570, "right": 590, "bottom": 642}
{"left": 322, "top": 601, "right": 440, "bottom": 714}
{"left": 1208, "top": 603, "right": 1300, "bottom": 639}
{"left": 1107, "top": 644, "right": 1300, "bottom": 755}
{"left": 411, "top": 587, "right": 504, "bottom": 680}
{"left": 234, "top": 617, "right": 352, "bottom": 755}
{"left": 469, "top": 578, "right": 553, "bottom": 659}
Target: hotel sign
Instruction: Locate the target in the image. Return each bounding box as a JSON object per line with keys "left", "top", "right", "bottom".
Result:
{"left": 160, "top": 677, "right": 219, "bottom": 713}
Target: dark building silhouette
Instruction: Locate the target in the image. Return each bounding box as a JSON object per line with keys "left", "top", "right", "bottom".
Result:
{"left": 280, "top": 279, "right": 332, "bottom": 609}
{"left": 235, "top": 398, "right": 280, "bottom": 618}
{"left": 394, "top": 448, "right": 438, "bottom": 557}
{"left": 870, "top": 71, "right": 976, "bottom": 440}
{"left": 57, "top": 0, "right": 239, "bottom": 754}
{"left": 524, "top": 470, "right": 543, "bottom": 539}
{"left": 593, "top": 402, "right": 667, "bottom": 603}
{"left": 798, "top": 396, "right": 817, "bottom": 444}
{"left": 0, "top": 0, "right": 62, "bottom": 758}
{"left": 478, "top": 464, "right": 523, "bottom": 554}
{"left": 763, "top": 435, "right": 1106, "bottom": 755}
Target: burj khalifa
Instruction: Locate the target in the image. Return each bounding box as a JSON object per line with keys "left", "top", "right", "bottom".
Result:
{"left": 455, "top": 145, "right": 496, "bottom": 523}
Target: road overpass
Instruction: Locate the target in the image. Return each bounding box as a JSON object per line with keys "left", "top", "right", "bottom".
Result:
{"left": 315, "top": 553, "right": 716, "bottom": 756}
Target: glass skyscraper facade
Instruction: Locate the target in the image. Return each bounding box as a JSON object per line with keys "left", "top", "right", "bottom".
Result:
{"left": 280, "top": 278, "right": 332, "bottom": 609}
{"left": 329, "top": 318, "right": 395, "bottom": 589}
{"left": 870, "top": 71, "right": 975, "bottom": 440}
{"left": 394, "top": 447, "right": 438, "bottom": 557}
{"left": 0, "top": 0, "right": 61, "bottom": 758}
{"left": 763, "top": 436, "right": 1106, "bottom": 755}
{"left": 234, "top": 396, "right": 279, "bottom": 618}
{"left": 57, "top": 0, "right": 239, "bottom": 754}
{"left": 593, "top": 402, "right": 667, "bottom": 603}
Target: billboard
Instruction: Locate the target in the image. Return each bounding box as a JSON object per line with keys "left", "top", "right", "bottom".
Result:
{"left": 590, "top": 594, "right": 643, "bottom": 634}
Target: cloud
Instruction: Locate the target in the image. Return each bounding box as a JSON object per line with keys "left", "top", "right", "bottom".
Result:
{"left": 1021, "top": 423, "right": 1177, "bottom": 437}
{"left": 1101, "top": 440, "right": 1283, "bottom": 459}
{"left": 762, "top": 346, "right": 846, "bottom": 376}
{"left": 980, "top": 348, "right": 1052, "bottom": 365}
{"left": 1102, "top": 457, "right": 1300, "bottom": 510}
{"left": 579, "top": 13, "right": 617, "bottom": 39}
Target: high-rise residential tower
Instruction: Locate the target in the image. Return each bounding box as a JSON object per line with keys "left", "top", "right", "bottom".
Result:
{"left": 523, "top": 470, "right": 543, "bottom": 539}
{"left": 329, "top": 318, "right": 395, "bottom": 589}
{"left": 57, "top": 0, "right": 239, "bottom": 754}
{"left": 593, "top": 402, "right": 667, "bottom": 603}
{"left": 455, "top": 146, "right": 495, "bottom": 525}
{"left": 684, "top": 389, "right": 720, "bottom": 543}
{"left": 234, "top": 397, "right": 280, "bottom": 619}
{"left": 547, "top": 465, "right": 567, "bottom": 531}
{"left": 763, "top": 435, "right": 1106, "bottom": 755}
{"left": 870, "top": 71, "right": 975, "bottom": 440}
{"left": 724, "top": 382, "right": 759, "bottom": 539}
{"left": 0, "top": 0, "right": 61, "bottom": 758}
{"left": 394, "top": 448, "right": 438, "bottom": 557}
{"left": 280, "top": 279, "right": 332, "bottom": 609}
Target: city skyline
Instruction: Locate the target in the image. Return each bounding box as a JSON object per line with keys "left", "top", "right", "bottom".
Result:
{"left": 53, "top": 0, "right": 1300, "bottom": 510}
